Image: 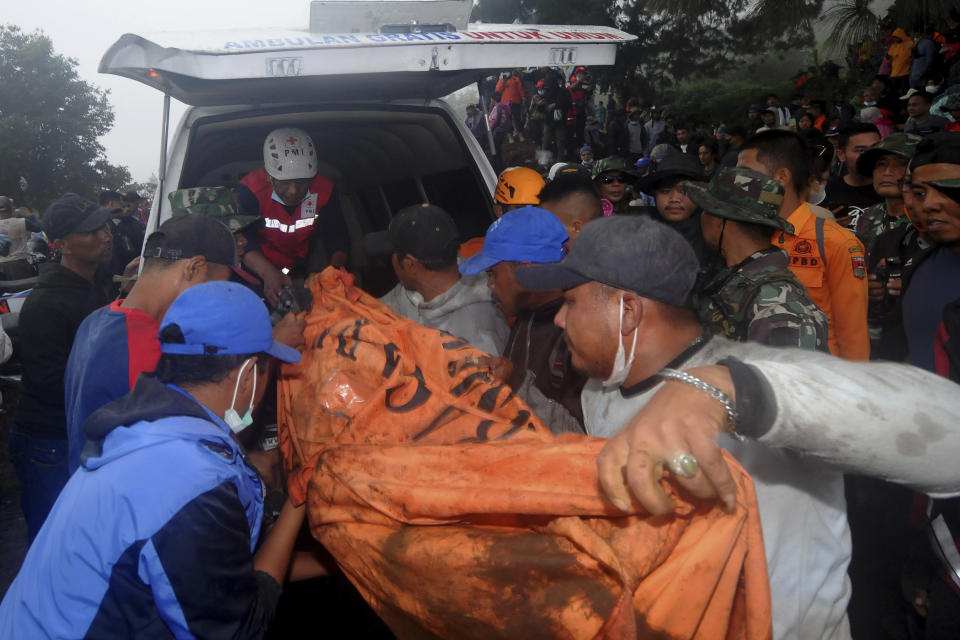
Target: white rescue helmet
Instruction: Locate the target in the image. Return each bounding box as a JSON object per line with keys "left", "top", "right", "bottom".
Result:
{"left": 263, "top": 128, "right": 318, "bottom": 181}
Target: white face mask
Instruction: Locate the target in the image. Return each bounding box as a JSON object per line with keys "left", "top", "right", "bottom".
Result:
{"left": 224, "top": 358, "right": 257, "bottom": 433}
{"left": 926, "top": 85, "right": 938, "bottom": 94}
{"left": 603, "top": 294, "right": 639, "bottom": 388}
{"left": 807, "top": 182, "right": 827, "bottom": 206}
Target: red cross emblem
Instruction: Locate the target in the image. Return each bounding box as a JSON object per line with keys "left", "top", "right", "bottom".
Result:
{"left": 286, "top": 136, "right": 299, "bottom": 145}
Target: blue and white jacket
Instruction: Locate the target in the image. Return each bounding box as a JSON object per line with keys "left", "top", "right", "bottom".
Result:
{"left": 0, "top": 377, "right": 280, "bottom": 639}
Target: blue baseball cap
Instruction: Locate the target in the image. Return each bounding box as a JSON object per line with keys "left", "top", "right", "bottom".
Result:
{"left": 159, "top": 281, "right": 301, "bottom": 363}
{"left": 458, "top": 206, "right": 568, "bottom": 276}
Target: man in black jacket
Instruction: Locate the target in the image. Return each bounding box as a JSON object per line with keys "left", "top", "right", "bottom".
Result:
{"left": 459, "top": 206, "right": 586, "bottom": 433}
{"left": 100, "top": 189, "right": 145, "bottom": 294}
{"left": 9, "top": 194, "right": 113, "bottom": 541}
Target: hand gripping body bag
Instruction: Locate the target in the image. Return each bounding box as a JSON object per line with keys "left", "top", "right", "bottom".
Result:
{"left": 278, "top": 267, "right": 773, "bottom": 640}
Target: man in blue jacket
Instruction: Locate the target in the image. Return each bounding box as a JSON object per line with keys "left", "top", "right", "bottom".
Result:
{"left": 0, "top": 281, "right": 305, "bottom": 639}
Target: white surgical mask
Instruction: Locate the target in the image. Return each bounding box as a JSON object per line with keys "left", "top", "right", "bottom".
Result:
{"left": 863, "top": 100, "right": 877, "bottom": 107}
{"left": 807, "top": 182, "right": 827, "bottom": 206}
{"left": 926, "top": 85, "right": 938, "bottom": 94}
{"left": 224, "top": 358, "right": 257, "bottom": 433}
{"left": 603, "top": 294, "right": 639, "bottom": 388}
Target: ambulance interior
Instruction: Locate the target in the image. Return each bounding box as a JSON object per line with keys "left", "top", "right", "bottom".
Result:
{"left": 178, "top": 106, "right": 495, "bottom": 295}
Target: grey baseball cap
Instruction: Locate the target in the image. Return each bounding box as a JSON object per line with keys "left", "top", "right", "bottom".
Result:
{"left": 514, "top": 215, "right": 699, "bottom": 308}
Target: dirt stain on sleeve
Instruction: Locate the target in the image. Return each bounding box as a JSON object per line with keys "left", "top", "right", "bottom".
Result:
{"left": 896, "top": 432, "right": 926, "bottom": 457}
{"left": 915, "top": 412, "right": 947, "bottom": 443}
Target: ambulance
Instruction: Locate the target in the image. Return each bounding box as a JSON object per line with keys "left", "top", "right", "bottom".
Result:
{"left": 99, "top": 0, "right": 634, "bottom": 288}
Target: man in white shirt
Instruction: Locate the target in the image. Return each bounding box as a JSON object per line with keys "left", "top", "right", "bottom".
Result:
{"left": 516, "top": 214, "right": 960, "bottom": 639}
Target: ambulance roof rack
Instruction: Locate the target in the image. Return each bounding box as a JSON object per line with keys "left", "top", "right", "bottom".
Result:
{"left": 309, "top": 0, "right": 472, "bottom": 34}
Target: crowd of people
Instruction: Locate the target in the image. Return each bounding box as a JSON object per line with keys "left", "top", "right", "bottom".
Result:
{"left": 0, "top": 19, "right": 960, "bottom": 637}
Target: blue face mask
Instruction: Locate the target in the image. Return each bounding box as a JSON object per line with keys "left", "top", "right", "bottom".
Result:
{"left": 224, "top": 358, "right": 257, "bottom": 433}
{"left": 863, "top": 100, "right": 877, "bottom": 107}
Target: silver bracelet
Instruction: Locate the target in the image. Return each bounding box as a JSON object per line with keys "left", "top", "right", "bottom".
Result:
{"left": 657, "top": 368, "right": 739, "bottom": 433}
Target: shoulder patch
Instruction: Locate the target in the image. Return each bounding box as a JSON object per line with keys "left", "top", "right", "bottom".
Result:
{"left": 851, "top": 255, "right": 866, "bottom": 279}
{"left": 794, "top": 240, "right": 812, "bottom": 254}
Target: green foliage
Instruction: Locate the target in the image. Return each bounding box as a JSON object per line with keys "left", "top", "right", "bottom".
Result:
{"left": 659, "top": 78, "right": 793, "bottom": 128}
{"left": 819, "top": 0, "right": 880, "bottom": 56}
{"left": 889, "top": 0, "right": 957, "bottom": 31}
{"left": 471, "top": 0, "right": 823, "bottom": 100}
{"left": 124, "top": 174, "right": 158, "bottom": 204}
{"left": 0, "top": 25, "right": 129, "bottom": 211}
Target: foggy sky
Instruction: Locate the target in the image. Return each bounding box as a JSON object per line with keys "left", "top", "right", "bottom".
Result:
{"left": 7, "top": 0, "right": 316, "bottom": 182}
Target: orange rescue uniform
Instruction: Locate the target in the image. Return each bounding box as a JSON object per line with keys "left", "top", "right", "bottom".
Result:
{"left": 772, "top": 203, "right": 870, "bottom": 360}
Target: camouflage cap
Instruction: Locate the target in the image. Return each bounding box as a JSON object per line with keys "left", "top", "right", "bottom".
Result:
{"left": 592, "top": 156, "right": 636, "bottom": 180}
{"left": 167, "top": 187, "right": 262, "bottom": 233}
{"left": 683, "top": 166, "right": 794, "bottom": 233}
{"left": 856, "top": 133, "right": 923, "bottom": 177}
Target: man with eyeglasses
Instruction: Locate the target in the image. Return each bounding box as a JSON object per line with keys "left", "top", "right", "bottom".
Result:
{"left": 897, "top": 132, "right": 960, "bottom": 373}
{"left": 855, "top": 131, "right": 960, "bottom": 638}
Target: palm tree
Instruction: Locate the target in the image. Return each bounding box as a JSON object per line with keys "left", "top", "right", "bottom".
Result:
{"left": 818, "top": 0, "right": 879, "bottom": 56}
{"left": 649, "top": 0, "right": 955, "bottom": 49}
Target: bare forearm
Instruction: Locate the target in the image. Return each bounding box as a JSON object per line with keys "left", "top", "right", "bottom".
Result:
{"left": 243, "top": 250, "right": 279, "bottom": 281}
{"left": 288, "top": 550, "right": 332, "bottom": 582}
{"left": 253, "top": 500, "right": 306, "bottom": 584}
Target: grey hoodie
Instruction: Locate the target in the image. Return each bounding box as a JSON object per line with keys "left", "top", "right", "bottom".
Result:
{"left": 380, "top": 273, "right": 508, "bottom": 355}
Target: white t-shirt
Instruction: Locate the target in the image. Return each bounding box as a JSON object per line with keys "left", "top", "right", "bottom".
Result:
{"left": 581, "top": 336, "right": 852, "bottom": 640}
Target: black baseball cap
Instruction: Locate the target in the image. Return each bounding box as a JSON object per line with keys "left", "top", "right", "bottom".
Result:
{"left": 910, "top": 131, "right": 960, "bottom": 169}
{"left": 144, "top": 214, "right": 238, "bottom": 267}
{"left": 636, "top": 152, "right": 707, "bottom": 194}
{"left": 43, "top": 193, "right": 112, "bottom": 241}
{"left": 364, "top": 203, "right": 460, "bottom": 262}
{"left": 515, "top": 215, "right": 699, "bottom": 308}
{"left": 121, "top": 190, "right": 142, "bottom": 202}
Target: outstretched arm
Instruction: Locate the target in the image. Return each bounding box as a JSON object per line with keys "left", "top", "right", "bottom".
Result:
{"left": 598, "top": 346, "right": 960, "bottom": 515}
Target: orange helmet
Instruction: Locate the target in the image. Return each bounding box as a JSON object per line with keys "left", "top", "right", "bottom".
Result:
{"left": 494, "top": 167, "right": 545, "bottom": 205}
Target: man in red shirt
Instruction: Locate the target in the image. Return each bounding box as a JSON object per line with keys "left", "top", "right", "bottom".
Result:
{"left": 237, "top": 128, "right": 349, "bottom": 305}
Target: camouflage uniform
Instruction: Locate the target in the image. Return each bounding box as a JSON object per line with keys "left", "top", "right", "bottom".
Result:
{"left": 854, "top": 202, "right": 910, "bottom": 257}
{"left": 167, "top": 187, "right": 262, "bottom": 233}
{"left": 853, "top": 133, "right": 921, "bottom": 256}
{"left": 686, "top": 166, "right": 830, "bottom": 351}
{"left": 698, "top": 248, "right": 829, "bottom": 350}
